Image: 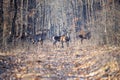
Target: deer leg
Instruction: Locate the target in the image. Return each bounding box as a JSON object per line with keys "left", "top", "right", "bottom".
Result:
{"left": 40, "top": 40, "right": 43, "bottom": 47}
{"left": 53, "top": 41, "right": 57, "bottom": 47}
{"left": 61, "top": 41, "right": 64, "bottom": 48}
{"left": 31, "top": 39, "right": 35, "bottom": 44}
{"left": 66, "top": 41, "right": 69, "bottom": 47}
{"left": 81, "top": 38, "right": 84, "bottom": 44}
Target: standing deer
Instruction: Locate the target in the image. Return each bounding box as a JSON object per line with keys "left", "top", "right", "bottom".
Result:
{"left": 53, "top": 31, "right": 70, "bottom": 48}
{"left": 78, "top": 29, "right": 91, "bottom": 44}
{"left": 31, "top": 29, "right": 49, "bottom": 46}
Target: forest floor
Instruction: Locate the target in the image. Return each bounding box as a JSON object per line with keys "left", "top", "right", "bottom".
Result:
{"left": 0, "top": 41, "right": 120, "bottom": 80}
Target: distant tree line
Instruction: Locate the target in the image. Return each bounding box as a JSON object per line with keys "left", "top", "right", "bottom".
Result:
{"left": 0, "top": 0, "right": 120, "bottom": 51}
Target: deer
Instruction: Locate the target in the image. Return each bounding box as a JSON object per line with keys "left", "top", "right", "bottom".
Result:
{"left": 30, "top": 29, "right": 49, "bottom": 46}
{"left": 77, "top": 29, "right": 91, "bottom": 44}
{"left": 53, "top": 30, "right": 71, "bottom": 48}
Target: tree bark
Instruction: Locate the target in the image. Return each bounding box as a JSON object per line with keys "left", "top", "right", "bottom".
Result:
{"left": 0, "top": 0, "right": 3, "bottom": 48}
{"left": 10, "top": 0, "right": 18, "bottom": 43}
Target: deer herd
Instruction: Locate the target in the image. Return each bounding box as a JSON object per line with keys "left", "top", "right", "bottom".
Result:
{"left": 28, "top": 28, "right": 91, "bottom": 48}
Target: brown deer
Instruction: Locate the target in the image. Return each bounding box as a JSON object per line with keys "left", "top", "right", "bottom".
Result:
{"left": 30, "top": 29, "right": 49, "bottom": 46}
{"left": 53, "top": 35, "right": 70, "bottom": 48}
{"left": 53, "top": 33, "right": 70, "bottom": 48}
{"left": 78, "top": 29, "right": 91, "bottom": 44}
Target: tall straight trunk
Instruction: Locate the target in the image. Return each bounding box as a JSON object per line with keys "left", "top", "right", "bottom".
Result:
{"left": 20, "top": 0, "right": 23, "bottom": 38}
{"left": 11, "top": 0, "right": 17, "bottom": 42}
{"left": 103, "top": 0, "right": 108, "bottom": 45}
{"left": 2, "top": 0, "right": 10, "bottom": 51}
{"left": 86, "top": 0, "right": 89, "bottom": 26}
{"left": 43, "top": 0, "right": 45, "bottom": 30}
{"left": 32, "top": 0, "right": 36, "bottom": 36}
{"left": 0, "top": 0, "right": 3, "bottom": 47}
{"left": 25, "top": 0, "right": 28, "bottom": 33}
{"left": 3, "top": 21, "right": 7, "bottom": 51}
{"left": 81, "top": 1, "right": 85, "bottom": 27}
{"left": 70, "top": 0, "right": 76, "bottom": 42}
{"left": 112, "top": 0, "right": 118, "bottom": 46}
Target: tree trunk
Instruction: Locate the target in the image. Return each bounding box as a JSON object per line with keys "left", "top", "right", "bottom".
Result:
{"left": 0, "top": 0, "right": 3, "bottom": 48}
{"left": 20, "top": 0, "right": 23, "bottom": 39}
{"left": 2, "top": 0, "right": 10, "bottom": 51}
{"left": 10, "top": 0, "right": 18, "bottom": 43}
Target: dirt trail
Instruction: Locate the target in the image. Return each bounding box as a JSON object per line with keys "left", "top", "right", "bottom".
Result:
{"left": 0, "top": 44, "right": 120, "bottom": 80}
